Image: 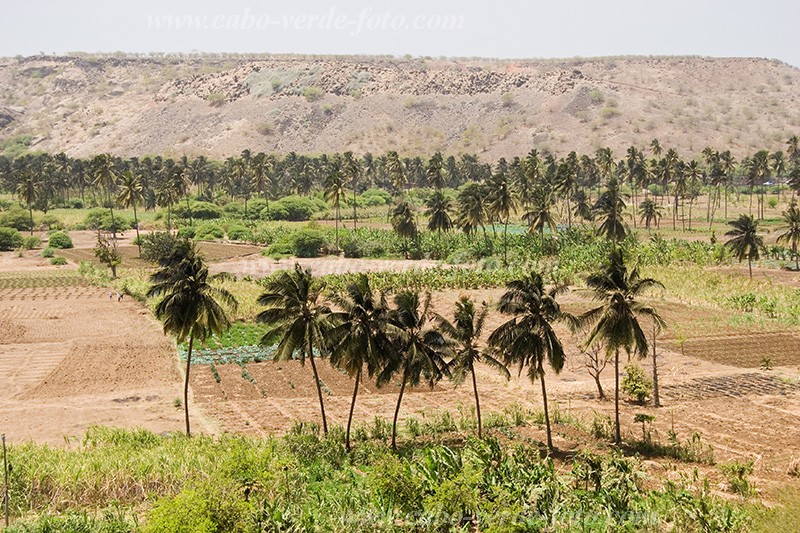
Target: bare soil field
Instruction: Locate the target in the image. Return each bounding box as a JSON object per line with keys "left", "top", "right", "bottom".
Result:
{"left": 0, "top": 265, "right": 186, "bottom": 445}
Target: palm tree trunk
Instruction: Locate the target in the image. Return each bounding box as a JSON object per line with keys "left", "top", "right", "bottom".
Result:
{"left": 652, "top": 326, "right": 660, "bottom": 408}
{"left": 133, "top": 203, "right": 141, "bottom": 258}
{"left": 186, "top": 195, "right": 193, "bottom": 226}
{"left": 471, "top": 367, "right": 482, "bottom": 439}
{"left": 614, "top": 348, "right": 621, "bottom": 445}
{"left": 335, "top": 204, "right": 340, "bottom": 252}
{"left": 110, "top": 206, "right": 117, "bottom": 242}
{"left": 391, "top": 369, "right": 408, "bottom": 450}
{"left": 307, "top": 341, "right": 328, "bottom": 436}
{"left": 28, "top": 203, "right": 34, "bottom": 236}
{"left": 503, "top": 217, "right": 509, "bottom": 266}
{"left": 184, "top": 334, "right": 193, "bottom": 436}
{"left": 748, "top": 257, "right": 753, "bottom": 279}
{"left": 540, "top": 373, "right": 553, "bottom": 451}
{"left": 346, "top": 369, "right": 360, "bottom": 451}
{"left": 352, "top": 186, "right": 358, "bottom": 230}
{"left": 593, "top": 371, "right": 605, "bottom": 400}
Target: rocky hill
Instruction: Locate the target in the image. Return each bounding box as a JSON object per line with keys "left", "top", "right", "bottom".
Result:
{"left": 1, "top": 54, "right": 798, "bottom": 159}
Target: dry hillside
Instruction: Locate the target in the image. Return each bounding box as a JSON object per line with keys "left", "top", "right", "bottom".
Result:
{"left": 1, "top": 53, "right": 799, "bottom": 159}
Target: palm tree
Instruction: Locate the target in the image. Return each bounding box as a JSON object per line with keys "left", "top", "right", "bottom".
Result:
{"left": 257, "top": 264, "right": 335, "bottom": 435}
{"left": 437, "top": 297, "right": 505, "bottom": 439}
{"left": 390, "top": 201, "right": 418, "bottom": 259}
{"left": 594, "top": 177, "right": 628, "bottom": 245}
{"left": 91, "top": 154, "right": 119, "bottom": 238}
{"left": 117, "top": 171, "right": 144, "bottom": 256}
{"left": 777, "top": 203, "right": 800, "bottom": 271}
{"left": 724, "top": 214, "right": 764, "bottom": 278}
{"left": 488, "top": 272, "right": 572, "bottom": 451}
{"left": 323, "top": 161, "right": 346, "bottom": 252}
{"left": 327, "top": 274, "right": 394, "bottom": 450}
{"left": 455, "top": 183, "right": 489, "bottom": 242}
{"left": 580, "top": 250, "right": 664, "bottom": 445}
{"left": 425, "top": 190, "right": 453, "bottom": 234}
{"left": 382, "top": 291, "right": 451, "bottom": 450}
{"left": 147, "top": 242, "right": 237, "bottom": 436}
{"left": 15, "top": 174, "right": 40, "bottom": 235}
{"left": 523, "top": 186, "right": 556, "bottom": 247}
{"left": 638, "top": 198, "right": 662, "bottom": 230}
{"left": 487, "top": 171, "right": 519, "bottom": 265}
{"left": 342, "top": 151, "right": 362, "bottom": 229}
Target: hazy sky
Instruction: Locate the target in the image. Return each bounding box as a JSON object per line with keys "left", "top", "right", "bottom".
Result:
{"left": 1, "top": 0, "right": 798, "bottom": 66}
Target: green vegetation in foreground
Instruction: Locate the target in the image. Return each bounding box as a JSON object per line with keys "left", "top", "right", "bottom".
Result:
{"left": 3, "top": 425, "right": 755, "bottom": 532}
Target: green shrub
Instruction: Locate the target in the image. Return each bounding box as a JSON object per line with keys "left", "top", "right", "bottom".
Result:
{"left": 719, "top": 460, "right": 755, "bottom": 496}
{"left": 292, "top": 227, "right": 328, "bottom": 257}
{"left": 47, "top": 231, "right": 73, "bottom": 249}
{"left": 145, "top": 484, "right": 252, "bottom": 533}
{"left": 266, "top": 195, "right": 326, "bottom": 221}
{"left": 359, "top": 188, "right": 392, "bottom": 207}
{"left": 82, "top": 209, "right": 131, "bottom": 232}
{"left": 0, "top": 226, "right": 24, "bottom": 250}
{"left": 174, "top": 201, "right": 222, "bottom": 220}
{"left": 0, "top": 208, "right": 33, "bottom": 231}
{"left": 21, "top": 235, "right": 41, "bottom": 250}
{"left": 176, "top": 226, "right": 196, "bottom": 239}
{"left": 622, "top": 364, "right": 653, "bottom": 404}
{"left": 41, "top": 247, "right": 55, "bottom": 258}
{"left": 5, "top": 510, "right": 137, "bottom": 532}
{"left": 37, "top": 214, "right": 64, "bottom": 230}
{"left": 227, "top": 225, "right": 253, "bottom": 241}
{"left": 195, "top": 224, "right": 224, "bottom": 241}
{"left": 50, "top": 256, "right": 68, "bottom": 265}
{"left": 302, "top": 86, "right": 323, "bottom": 101}
{"left": 140, "top": 232, "right": 182, "bottom": 263}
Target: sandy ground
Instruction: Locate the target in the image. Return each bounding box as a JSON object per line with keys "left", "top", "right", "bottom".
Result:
{"left": 0, "top": 271, "right": 188, "bottom": 445}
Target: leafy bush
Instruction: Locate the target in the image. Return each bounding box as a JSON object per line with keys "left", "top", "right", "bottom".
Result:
{"left": 719, "top": 460, "right": 755, "bottom": 496}
{"left": 140, "top": 232, "right": 182, "bottom": 263}
{"left": 265, "top": 195, "right": 326, "bottom": 221}
{"left": 21, "top": 235, "right": 41, "bottom": 250}
{"left": 82, "top": 209, "right": 131, "bottom": 232}
{"left": 41, "top": 247, "right": 55, "bottom": 258}
{"left": 195, "top": 223, "right": 225, "bottom": 241}
{"left": 145, "top": 484, "right": 251, "bottom": 533}
{"left": 226, "top": 225, "right": 253, "bottom": 241}
{"left": 37, "top": 214, "right": 64, "bottom": 230}
{"left": 50, "top": 256, "right": 68, "bottom": 265}
{"left": 292, "top": 227, "right": 329, "bottom": 257}
{"left": 622, "top": 364, "right": 653, "bottom": 404}
{"left": 0, "top": 227, "right": 24, "bottom": 250}
{"left": 47, "top": 231, "right": 73, "bottom": 249}
{"left": 176, "top": 226, "right": 196, "bottom": 239}
{"left": 0, "top": 208, "right": 33, "bottom": 231}
{"left": 359, "top": 188, "right": 392, "bottom": 206}
{"left": 174, "top": 201, "right": 222, "bottom": 220}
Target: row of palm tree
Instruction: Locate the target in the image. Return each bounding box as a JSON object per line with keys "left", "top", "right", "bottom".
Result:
{"left": 3, "top": 138, "right": 799, "bottom": 237}
{"left": 149, "top": 242, "right": 665, "bottom": 450}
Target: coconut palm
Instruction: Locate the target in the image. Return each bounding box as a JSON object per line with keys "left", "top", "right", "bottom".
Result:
{"left": 327, "top": 274, "right": 394, "bottom": 450}
{"left": 147, "top": 241, "right": 237, "bottom": 436}
{"left": 117, "top": 171, "right": 144, "bottom": 256}
{"left": 523, "top": 186, "right": 557, "bottom": 246}
{"left": 425, "top": 190, "right": 453, "bottom": 233}
{"left": 455, "top": 183, "right": 489, "bottom": 242}
{"left": 257, "top": 264, "right": 336, "bottom": 435}
{"left": 15, "top": 174, "right": 40, "bottom": 235}
{"left": 435, "top": 297, "right": 506, "bottom": 439}
{"left": 390, "top": 201, "right": 417, "bottom": 259}
{"left": 580, "top": 250, "right": 665, "bottom": 445}
{"left": 777, "top": 203, "right": 800, "bottom": 270}
{"left": 724, "top": 214, "right": 765, "bottom": 278}
{"left": 572, "top": 190, "right": 594, "bottom": 223}
{"left": 594, "top": 177, "right": 628, "bottom": 245}
{"left": 487, "top": 171, "right": 519, "bottom": 265}
{"left": 488, "top": 272, "right": 573, "bottom": 451}
{"left": 342, "top": 151, "right": 362, "bottom": 229}
{"left": 323, "top": 161, "right": 346, "bottom": 252}
{"left": 381, "top": 291, "right": 452, "bottom": 450}
{"left": 91, "top": 153, "right": 119, "bottom": 238}
{"left": 638, "top": 198, "right": 662, "bottom": 230}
